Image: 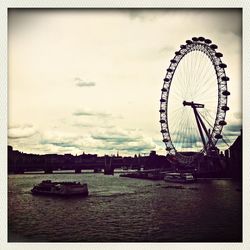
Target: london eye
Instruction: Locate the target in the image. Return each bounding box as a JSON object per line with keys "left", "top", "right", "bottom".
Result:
{"left": 159, "top": 37, "right": 230, "bottom": 165}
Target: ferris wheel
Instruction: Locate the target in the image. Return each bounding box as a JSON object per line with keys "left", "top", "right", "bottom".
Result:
{"left": 159, "top": 36, "right": 230, "bottom": 165}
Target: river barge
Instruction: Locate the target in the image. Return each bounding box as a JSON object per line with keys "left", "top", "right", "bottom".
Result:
{"left": 164, "top": 172, "right": 196, "bottom": 183}
{"left": 31, "top": 180, "right": 89, "bottom": 196}
{"left": 120, "top": 170, "right": 165, "bottom": 180}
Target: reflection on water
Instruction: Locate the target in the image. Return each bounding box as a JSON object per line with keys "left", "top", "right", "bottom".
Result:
{"left": 8, "top": 173, "right": 242, "bottom": 242}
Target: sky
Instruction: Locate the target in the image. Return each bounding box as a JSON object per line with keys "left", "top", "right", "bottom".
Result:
{"left": 8, "top": 8, "right": 242, "bottom": 156}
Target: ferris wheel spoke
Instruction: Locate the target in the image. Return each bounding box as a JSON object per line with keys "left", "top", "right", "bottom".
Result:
{"left": 193, "top": 77, "right": 216, "bottom": 100}
{"left": 179, "top": 114, "right": 187, "bottom": 149}
{"left": 181, "top": 55, "right": 192, "bottom": 99}
{"left": 193, "top": 117, "right": 201, "bottom": 149}
{"left": 177, "top": 112, "right": 189, "bottom": 150}
{"left": 169, "top": 106, "right": 185, "bottom": 115}
{"left": 198, "top": 74, "right": 216, "bottom": 95}
{"left": 170, "top": 88, "right": 185, "bottom": 101}
{"left": 196, "top": 53, "right": 212, "bottom": 84}
{"left": 203, "top": 108, "right": 217, "bottom": 125}
{"left": 184, "top": 54, "right": 193, "bottom": 99}
{"left": 189, "top": 51, "right": 199, "bottom": 98}
{"left": 193, "top": 66, "right": 215, "bottom": 100}
{"left": 192, "top": 52, "right": 204, "bottom": 99}
{"left": 186, "top": 116, "right": 191, "bottom": 149}
{"left": 176, "top": 67, "right": 189, "bottom": 98}
{"left": 191, "top": 61, "right": 214, "bottom": 98}
{"left": 187, "top": 53, "right": 195, "bottom": 100}
{"left": 195, "top": 51, "right": 204, "bottom": 86}
{"left": 200, "top": 97, "right": 217, "bottom": 106}
{"left": 171, "top": 109, "right": 188, "bottom": 147}
{"left": 172, "top": 75, "right": 186, "bottom": 99}
{"left": 170, "top": 108, "right": 185, "bottom": 137}
{"left": 198, "top": 110, "right": 214, "bottom": 131}
{"left": 193, "top": 51, "right": 202, "bottom": 92}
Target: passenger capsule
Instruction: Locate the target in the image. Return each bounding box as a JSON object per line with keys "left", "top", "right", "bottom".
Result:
{"left": 198, "top": 36, "right": 205, "bottom": 41}
{"left": 192, "top": 37, "right": 198, "bottom": 42}
{"left": 221, "top": 76, "right": 230, "bottom": 81}
{"left": 160, "top": 98, "right": 166, "bottom": 102}
{"left": 221, "top": 105, "right": 230, "bottom": 111}
{"left": 159, "top": 109, "right": 165, "bottom": 113}
{"left": 164, "top": 77, "right": 170, "bottom": 82}
{"left": 163, "top": 138, "right": 169, "bottom": 143}
{"left": 204, "top": 39, "right": 212, "bottom": 44}
{"left": 210, "top": 44, "right": 218, "bottom": 50}
{"left": 170, "top": 59, "right": 177, "bottom": 63}
{"left": 160, "top": 119, "right": 166, "bottom": 123}
{"left": 219, "top": 120, "right": 227, "bottom": 126}
{"left": 161, "top": 129, "right": 167, "bottom": 133}
{"left": 180, "top": 45, "right": 186, "bottom": 49}
{"left": 166, "top": 147, "right": 172, "bottom": 151}
{"left": 215, "top": 52, "right": 223, "bottom": 58}
{"left": 175, "top": 51, "right": 181, "bottom": 56}
{"left": 186, "top": 40, "right": 192, "bottom": 44}
{"left": 219, "top": 63, "right": 227, "bottom": 68}
{"left": 222, "top": 90, "right": 230, "bottom": 96}
{"left": 161, "top": 88, "right": 167, "bottom": 92}
{"left": 167, "top": 68, "right": 173, "bottom": 73}
{"left": 215, "top": 134, "right": 223, "bottom": 139}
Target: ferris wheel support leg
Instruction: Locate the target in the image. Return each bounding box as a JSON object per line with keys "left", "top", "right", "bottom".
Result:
{"left": 193, "top": 108, "right": 207, "bottom": 151}
{"left": 195, "top": 110, "right": 216, "bottom": 150}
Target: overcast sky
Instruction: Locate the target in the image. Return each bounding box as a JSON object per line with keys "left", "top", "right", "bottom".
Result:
{"left": 8, "top": 8, "right": 242, "bottom": 156}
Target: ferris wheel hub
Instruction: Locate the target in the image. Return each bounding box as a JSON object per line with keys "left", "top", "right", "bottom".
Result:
{"left": 183, "top": 101, "right": 205, "bottom": 108}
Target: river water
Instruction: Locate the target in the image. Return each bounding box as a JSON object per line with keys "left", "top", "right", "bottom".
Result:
{"left": 8, "top": 172, "right": 242, "bottom": 242}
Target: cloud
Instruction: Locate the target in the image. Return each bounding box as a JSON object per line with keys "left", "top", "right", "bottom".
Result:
{"left": 73, "top": 110, "right": 111, "bottom": 117}
{"left": 39, "top": 131, "right": 103, "bottom": 153}
{"left": 124, "top": 143, "right": 153, "bottom": 153}
{"left": 8, "top": 124, "right": 38, "bottom": 139}
{"left": 92, "top": 134, "right": 138, "bottom": 143}
{"left": 42, "top": 141, "right": 77, "bottom": 148}
{"left": 91, "top": 128, "right": 156, "bottom": 153}
{"left": 74, "top": 77, "right": 96, "bottom": 87}
{"left": 72, "top": 122, "right": 93, "bottom": 128}
{"left": 225, "top": 124, "right": 242, "bottom": 133}
{"left": 40, "top": 131, "right": 81, "bottom": 149}
{"left": 8, "top": 126, "right": 157, "bottom": 156}
{"left": 72, "top": 109, "right": 123, "bottom": 121}
{"left": 213, "top": 9, "right": 242, "bottom": 38}
{"left": 172, "top": 136, "right": 201, "bottom": 145}
{"left": 73, "top": 122, "right": 115, "bottom": 129}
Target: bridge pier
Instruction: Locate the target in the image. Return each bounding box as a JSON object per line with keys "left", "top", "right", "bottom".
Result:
{"left": 44, "top": 169, "right": 53, "bottom": 174}
{"left": 14, "top": 168, "right": 24, "bottom": 174}
{"left": 75, "top": 168, "right": 81, "bottom": 174}
{"left": 104, "top": 168, "right": 114, "bottom": 175}
{"left": 104, "top": 156, "right": 114, "bottom": 175}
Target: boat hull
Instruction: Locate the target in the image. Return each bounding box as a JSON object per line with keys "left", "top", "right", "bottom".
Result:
{"left": 31, "top": 189, "right": 89, "bottom": 197}
{"left": 164, "top": 178, "right": 195, "bottom": 183}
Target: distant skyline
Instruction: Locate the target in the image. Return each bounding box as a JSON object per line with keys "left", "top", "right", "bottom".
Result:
{"left": 8, "top": 9, "right": 242, "bottom": 156}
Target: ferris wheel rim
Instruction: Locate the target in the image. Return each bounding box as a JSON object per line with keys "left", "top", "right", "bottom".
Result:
{"left": 159, "top": 36, "right": 230, "bottom": 164}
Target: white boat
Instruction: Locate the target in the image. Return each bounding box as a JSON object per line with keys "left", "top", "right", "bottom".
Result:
{"left": 164, "top": 172, "right": 196, "bottom": 183}
{"left": 31, "top": 180, "right": 88, "bottom": 196}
